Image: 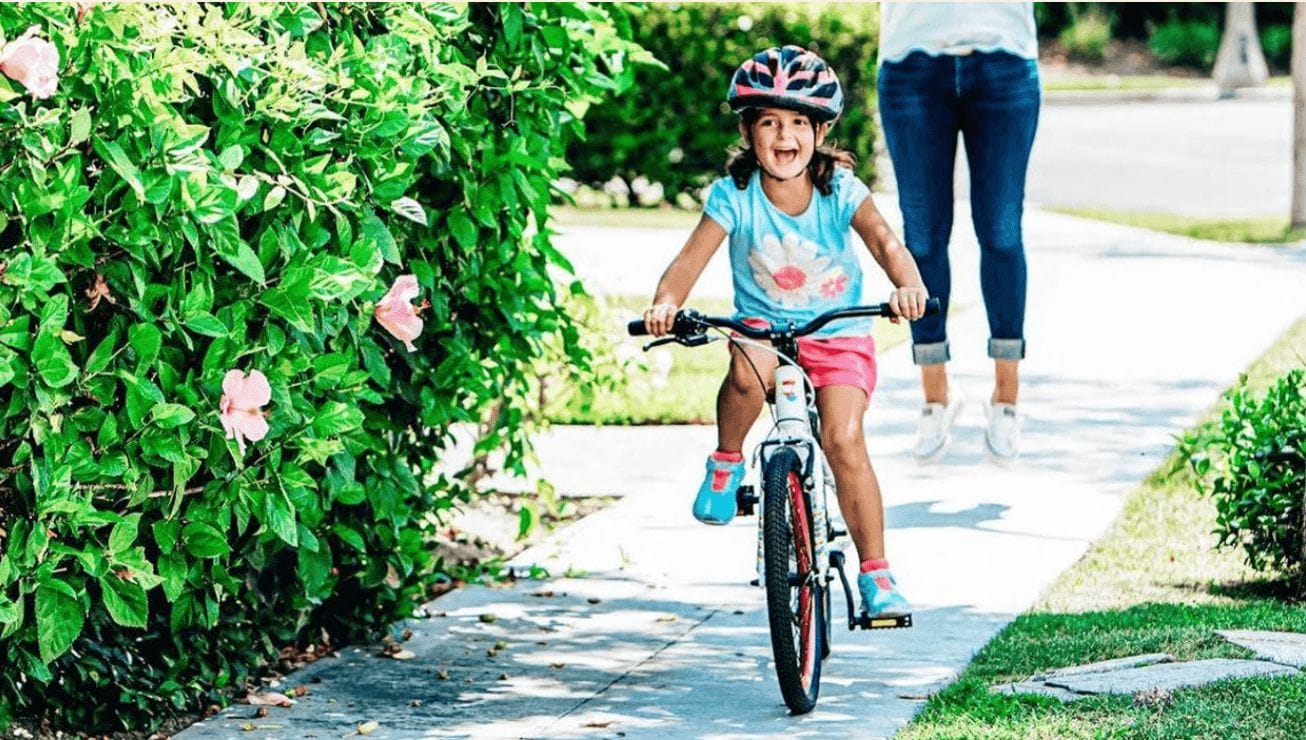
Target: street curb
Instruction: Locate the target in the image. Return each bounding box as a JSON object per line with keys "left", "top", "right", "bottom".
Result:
{"left": 1044, "top": 84, "right": 1291, "bottom": 106}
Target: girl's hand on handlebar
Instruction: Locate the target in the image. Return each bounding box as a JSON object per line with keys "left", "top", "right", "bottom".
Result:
{"left": 888, "top": 286, "right": 929, "bottom": 324}
{"left": 643, "top": 303, "right": 679, "bottom": 336}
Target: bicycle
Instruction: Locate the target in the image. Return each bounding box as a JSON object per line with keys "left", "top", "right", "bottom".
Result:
{"left": 628, "top": 298, "right": 939, "bottom": 714}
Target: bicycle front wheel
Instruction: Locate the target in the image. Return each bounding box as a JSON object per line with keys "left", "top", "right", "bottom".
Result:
{"left": 762, "top": 447, "right": 823, "bottom": 714}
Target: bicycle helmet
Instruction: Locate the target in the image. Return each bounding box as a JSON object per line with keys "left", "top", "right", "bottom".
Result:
{"left": 727, "top": 45, "right": 843, "bottom": 123}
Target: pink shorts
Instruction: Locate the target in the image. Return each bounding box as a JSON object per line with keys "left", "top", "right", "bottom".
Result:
{"left": 740, "top": 319, "right": 878, "bottom": 402}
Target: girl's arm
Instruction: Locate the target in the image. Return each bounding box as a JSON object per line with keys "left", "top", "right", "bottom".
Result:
{"left": 644, "top": 215, "right": 728, "bottom": 335}
{"left": 850, "top": 195, "right": 929, "bottom": 321}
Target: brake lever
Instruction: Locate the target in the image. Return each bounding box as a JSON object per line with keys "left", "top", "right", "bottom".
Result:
{"left": 641, "top": 336, "right": 678, "bottom": 351}
{"left": 641, "top": 332, "right": 714, "bottom": 351}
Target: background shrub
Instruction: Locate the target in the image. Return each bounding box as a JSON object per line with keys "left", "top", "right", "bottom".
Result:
{"left": 1261, "top": 24, "right": 1294, "bottom": 73}
{"left": 1148, "top": 18, "right": 1223, "bottom": 70}
{"left": 565, "top": 2, "right": 880, "bottom": 206}
{"left": 0, "top": 2, "right": 640, "bottom": 731}
{"left": 1059, "top": 8, "right": 1113, "bottom": 63}
{"left": 1182, "top": 369, "right": 1306, "bottom": 589}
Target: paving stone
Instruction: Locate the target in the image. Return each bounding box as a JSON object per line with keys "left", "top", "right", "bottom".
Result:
{"left": 992, "top": 681, "right": 1084, "bottom": 702}
{"left": 1045, "top": 659, "right": 1298, "bottom": 695}
{"left": 1216, "top": 630, "right": 1306, "bottom": 668}
{"left": 1032, "top": 653, "right": 1173, "bottom": 681}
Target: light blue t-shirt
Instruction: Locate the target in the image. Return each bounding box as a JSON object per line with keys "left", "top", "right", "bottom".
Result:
{"left": 702, "top": 167, "right": 873, "bottom": 339}
{"left": 879, "top": 2, "right": 1038, "bottom": 65}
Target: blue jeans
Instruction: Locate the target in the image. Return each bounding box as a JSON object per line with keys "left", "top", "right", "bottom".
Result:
{"left": 878, "top": 50, "right": 1040, "bottom": 365}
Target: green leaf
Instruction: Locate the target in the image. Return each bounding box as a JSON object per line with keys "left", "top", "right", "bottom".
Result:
{"left": 109, "top": 515, "right": 140, "bottom": 553}
{"left": 263, "top": 490, "right": 298, "bottom": 546}
{"left": 36, "top": 578, "right": 84, "bottom": 663}
{"left": 150, "top": 402, "right": 196, "bottom": 429}
{"left": 100, "top": 575, "right": 148, "bottom": 628}
{"left": 69, "top": 108, "right": 92, "bottom": 147}
{"left": 128, "top": 324, "right": 162, "bottom": 369}
{"left": 210, "top": 218, "right": 266, "bottom": 283}
{"left": 360, "top": 212, "right": 401, "bottom": 265}
{"left": 153, "top": 519, "right": 180, "bottom": 555}
{"left": 182, "top": 522, "right": 230, "bottom": 559}
{"left": 449, "top": 209, "right": 478, "bottom": 249}
{"left": 93, "top": 138, "right": 145, "bottom": 199}
{"left": 184, "top": 312, "right": 228, "bottom": 337}
{"left": 313, "top": 402, "right": 363, "bottom": 436}
{"left": 32, "top": 331, "right": 78, "bottom": 388}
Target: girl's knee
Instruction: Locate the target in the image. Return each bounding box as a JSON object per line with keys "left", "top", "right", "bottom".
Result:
{"left": 725, "top": 362, "right": 768, "bottom": 398}
{"left": 822, "top": 428, "right": 867, "bottom": 466}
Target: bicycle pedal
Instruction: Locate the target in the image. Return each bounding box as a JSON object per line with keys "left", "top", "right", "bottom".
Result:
{"left": 854, "top": 612, "right": 913, "bottom": 630}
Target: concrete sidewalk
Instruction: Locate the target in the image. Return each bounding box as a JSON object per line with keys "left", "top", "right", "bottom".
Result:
{"left": 180, "top": 206, "right": 1306, "bottom": 739}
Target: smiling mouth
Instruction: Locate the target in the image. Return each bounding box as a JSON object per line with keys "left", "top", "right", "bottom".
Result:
{"left": 774, "top": 149, "right": 799, "bottom": 165}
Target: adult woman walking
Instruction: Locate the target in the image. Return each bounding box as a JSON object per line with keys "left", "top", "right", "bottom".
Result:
{"left": 877, "top": 2, "right": 1041, "bottom": 462}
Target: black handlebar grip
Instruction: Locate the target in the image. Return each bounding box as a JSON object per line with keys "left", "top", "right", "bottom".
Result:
{"left": 925, "top": 297, "right": 941, "bottom": 316}
{"left": 627, "top": 320, "right": 649, "bottom": 336}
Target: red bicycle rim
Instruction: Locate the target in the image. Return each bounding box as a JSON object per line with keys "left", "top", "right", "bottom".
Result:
{"left": 787, "top": 471, "right": 817, "bottom": 690}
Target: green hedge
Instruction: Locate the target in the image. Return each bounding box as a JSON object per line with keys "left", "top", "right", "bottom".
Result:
{"left": 1182, "top": 369, "right": 1306, "bottom": 590}
{"left": 565, "top": 3, "right": 880, "bottom": 205}
{"left": 0, "top": 2, "right": 640, "bottom": 731}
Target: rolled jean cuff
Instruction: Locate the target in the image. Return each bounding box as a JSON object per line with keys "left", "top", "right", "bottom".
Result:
{"left": 912, "top": 341, "right": 950, "bottom": 366}
{"left": 988, "top": 338, "right": 1026, "bottom": 361}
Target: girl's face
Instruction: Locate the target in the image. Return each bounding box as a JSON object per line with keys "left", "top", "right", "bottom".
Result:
{"left": 742, "top": 107, "right": 829, "bottom": 181}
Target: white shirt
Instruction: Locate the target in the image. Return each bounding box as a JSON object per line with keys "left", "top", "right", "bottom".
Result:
{"left": 879, "top": 2, "right": 1038, "bottom": 65}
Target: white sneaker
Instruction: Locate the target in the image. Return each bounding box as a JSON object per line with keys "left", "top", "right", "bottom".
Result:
{"left": 985, "top": 402, "right": 1020, "bottom": 462}
{"left": 913, "top": 395, "right": 961, "bottom": 461}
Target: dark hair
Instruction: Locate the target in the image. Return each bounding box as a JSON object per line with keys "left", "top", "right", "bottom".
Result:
{"left": 725, "top": 108, "right": 857, "bottom": 195}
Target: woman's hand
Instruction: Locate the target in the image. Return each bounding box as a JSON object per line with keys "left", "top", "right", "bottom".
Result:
{"left": 888, "top": 286, "right": 929, "bottom": 324}
{"left": 643, "top": 303, "right": 680, "bottom": 336}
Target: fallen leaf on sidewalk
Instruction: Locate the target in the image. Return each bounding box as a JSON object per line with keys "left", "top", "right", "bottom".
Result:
{"left": 437, "top": 668, "right": 450, "bottom": 680}
{"left": 291, "top": 686, "right": 310, "bottom": 697}
{"left": 655, "top": 615, "right": 677, "bottom": 623}
{"left": 583, "top": 721, "right": 615, "bottom": 728}
{"left": 390, "top": 649, "right": 416, "bottom": 660}
{"left": 479, "top": 613, "right": 498, "bottom": 623}
{"left": 240, "top": 723, "right": 256, "bottom": 732}
{"left": 498, "top": 673, "right": 510, "bottom": 680}
{"left": 551, "top": 662, "right": 565, "bottom": 669}
{"left": 357, "top": 720, "right": 380, "bottom": 735}
{"left": 531, "top": 590, "right": 555, "bottom": 598}
{"left": 586, "top": 597, "right": 601, "bottom": 604}
{"left": 245, "top": 692, "right": 294, "bottom": 707}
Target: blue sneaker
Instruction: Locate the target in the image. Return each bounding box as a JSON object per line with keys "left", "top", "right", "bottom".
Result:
{"left": 857, "top": 568, "right": 911, "bottom": 618}
{"left": 692, "top": 453, "right": 745, "bottom": 525}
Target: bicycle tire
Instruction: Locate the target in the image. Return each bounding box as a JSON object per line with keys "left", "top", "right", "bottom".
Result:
{"left": 762, "top": 447, "right": 823, "bottom": 714}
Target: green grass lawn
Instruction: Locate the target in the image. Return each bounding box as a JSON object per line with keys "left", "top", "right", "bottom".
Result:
{"left": 1049, "top": 207, "right": 1306, "bottom": 245}
{"left": 901, "top": 316, "right": 1306, "bottom": 739}
{"left": 545, "top": 294, "right": 915, "bottom": 425}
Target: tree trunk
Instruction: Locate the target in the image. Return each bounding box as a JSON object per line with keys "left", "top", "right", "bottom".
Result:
{"left": 1213, "top": 2, "right": 1269, "bottom": 92}
{"left": 1292, "top": 3, "right": 1306, "bottom": 230}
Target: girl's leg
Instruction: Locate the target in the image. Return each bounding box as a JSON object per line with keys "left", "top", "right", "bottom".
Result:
{"left": 715, "top": 342, "right": 777, "bottom": 452}
{"left": 878, "top": 52, "right": 961, "bottom": 399}
{"left": 815, "top": 385, "right": 883, "bottom": 560}
{"left": 959, "top": 51, "right": 1040, "bottom": 402}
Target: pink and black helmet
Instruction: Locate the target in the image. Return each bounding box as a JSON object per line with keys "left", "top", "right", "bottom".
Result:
{"left": 727, "top": 45, "right": 844, "bottom": 123}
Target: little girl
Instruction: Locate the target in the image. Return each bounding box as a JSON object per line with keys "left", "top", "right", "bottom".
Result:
{"left": 643, "top": 46, "right": 928, "bottom": 618}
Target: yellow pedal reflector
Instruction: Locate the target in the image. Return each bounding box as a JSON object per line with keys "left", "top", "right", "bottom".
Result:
{"left": 870, "top": 618, "right": 898, "bottom": 628}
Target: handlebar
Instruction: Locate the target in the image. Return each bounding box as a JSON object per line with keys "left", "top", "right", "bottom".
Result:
{"left": 627, "top": 297, "right": 941, "bottom": 340}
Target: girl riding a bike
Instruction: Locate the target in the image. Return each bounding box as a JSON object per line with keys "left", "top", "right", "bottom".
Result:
{"left": 643, "top": 46, "right": 930, "bottom": 620}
